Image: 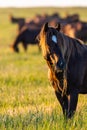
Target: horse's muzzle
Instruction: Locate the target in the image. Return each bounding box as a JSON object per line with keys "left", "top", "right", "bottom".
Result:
{"left": 54, "top": 58, "right": 66, "bottom": 73}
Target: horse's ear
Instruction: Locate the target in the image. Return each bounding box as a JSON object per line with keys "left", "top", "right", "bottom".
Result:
{"left": 43, "top": 22, "right": 49, "bottom": 32}
{"left": 56, "top": 23, "right": 61, "bottom": 31}
{"left": 36, "top": 22, "right": 49, "bottom": 41}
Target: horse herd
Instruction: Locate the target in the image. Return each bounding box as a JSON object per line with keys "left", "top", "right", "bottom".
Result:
{"left": 10, "top": 13, "right": 87, "bottom": 119}
{"left": 10, "top": 13, "right": 87, "bottom": 52}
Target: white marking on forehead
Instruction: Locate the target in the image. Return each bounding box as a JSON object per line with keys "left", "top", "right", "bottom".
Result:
{"left": 52, "top": 35, "right": 57, "bottom": 43}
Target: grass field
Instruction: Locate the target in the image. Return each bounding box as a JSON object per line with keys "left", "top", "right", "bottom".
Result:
{"left": 0, "top": 7, "right": 87, "bottom": 130}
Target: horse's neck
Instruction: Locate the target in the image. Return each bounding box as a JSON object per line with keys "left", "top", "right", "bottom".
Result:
{"left": 60, "top": 33, "right": 72, "bottom": 62}
{"left": 61, "top": 33, "right": 85, "bottom": 61}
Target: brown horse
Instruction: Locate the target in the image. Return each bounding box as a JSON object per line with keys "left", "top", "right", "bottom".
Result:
{"left": 38, "top": 22, "right": 87, "bottom": 118}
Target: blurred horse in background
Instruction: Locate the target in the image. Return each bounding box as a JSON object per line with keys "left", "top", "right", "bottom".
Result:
{"left": 10, "top": 27, "right": 41, "bottom": 52}
{"left": 9, "top": 13, "right": 87, "bottom": 53}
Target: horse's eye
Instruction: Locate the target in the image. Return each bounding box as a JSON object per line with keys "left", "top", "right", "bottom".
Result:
{"left": 52, "top": 35, "right": 57, "bottom": 44}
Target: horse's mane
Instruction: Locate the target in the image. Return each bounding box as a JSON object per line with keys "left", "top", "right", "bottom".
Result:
{"left": 60, "top": 32, "right": 87, "bottom": 61}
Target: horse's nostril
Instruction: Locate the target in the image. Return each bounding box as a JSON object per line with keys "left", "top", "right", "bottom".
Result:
{"left": 57, "top": 59, "right": 66, "bottom": 70}
{"left": 59, "top": 61, "right": 63, "bottom": 67}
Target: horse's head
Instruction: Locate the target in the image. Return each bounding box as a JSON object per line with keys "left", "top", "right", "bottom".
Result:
{"left": 10, "top": 44, "right": 19, "bottom": 53}
{"left": 38, "top": 22, "right": 66, "bottom": 73}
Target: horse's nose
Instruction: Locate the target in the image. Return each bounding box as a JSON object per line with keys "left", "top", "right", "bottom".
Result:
{"left": 54, "top": 57, "right": 66, "bottom": 72}
{"left": 57, "top": 59, "right": 65, "bottom": 69}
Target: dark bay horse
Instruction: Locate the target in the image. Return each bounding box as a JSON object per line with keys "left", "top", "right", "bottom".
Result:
{"left": 38, "top": 22, "right": 87, "bottom": 118}
{"left": 11, "top": 27, "right": 41, "bottom": 52}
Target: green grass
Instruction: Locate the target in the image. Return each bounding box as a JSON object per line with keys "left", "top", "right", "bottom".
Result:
{"left": 0, "top": 7, "right": 87, "bottom": 130}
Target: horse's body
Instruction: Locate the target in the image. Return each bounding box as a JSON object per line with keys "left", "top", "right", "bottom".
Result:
{"left": 11, "top": 28, "right": 40, "bottom": 52}
{"left": 61, "top": 34, "right": 87, "bottom": 94}
{"left": 39, "top": 23, "right": 87, "bottom": 118}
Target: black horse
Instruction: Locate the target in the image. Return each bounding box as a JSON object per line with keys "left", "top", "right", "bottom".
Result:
{"left": 38, "top": 22, "right": 87, "bottom": 118}
{"left": 11, "top": 27, "right": 41, "bottom": 52}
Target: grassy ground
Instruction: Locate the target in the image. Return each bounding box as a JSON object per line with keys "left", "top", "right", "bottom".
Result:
{"left": 0, "top": 7, "right": 87, "bottom": 130}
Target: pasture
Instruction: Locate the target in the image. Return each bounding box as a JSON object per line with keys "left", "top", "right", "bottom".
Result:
{"left": 0, "top": 7, "right": 87, "bottom": 130}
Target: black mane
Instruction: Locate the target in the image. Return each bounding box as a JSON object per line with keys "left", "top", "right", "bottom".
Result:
{"left": 58, "top": 32, "right": 87, "bottom": 62}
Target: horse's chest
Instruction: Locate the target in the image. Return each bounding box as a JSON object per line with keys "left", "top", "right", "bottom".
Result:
{"left": 55, "top": 72, "right": 64, "bottom": 88}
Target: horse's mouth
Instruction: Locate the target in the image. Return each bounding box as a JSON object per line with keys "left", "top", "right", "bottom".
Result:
{"left": 44, "top": 53, "right": 66, "bottom": 73}
{"left": 56, "top": 68, "right": 63, "bottom": 73}
{"left": 54, "top": 64, "right": 64, "bottom": 73}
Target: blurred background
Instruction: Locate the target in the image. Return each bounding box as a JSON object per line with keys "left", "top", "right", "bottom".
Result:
{"left": 0, "top": 1, "right": 87, "bottom": 129}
